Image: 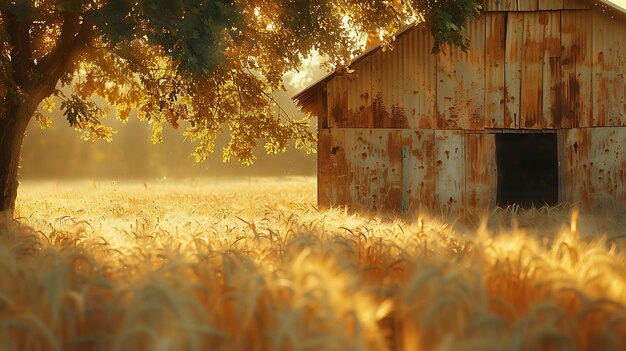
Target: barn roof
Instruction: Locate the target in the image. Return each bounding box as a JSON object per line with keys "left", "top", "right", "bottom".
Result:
{"left": 292, "top": 0, "right": 626, "bottom": 114}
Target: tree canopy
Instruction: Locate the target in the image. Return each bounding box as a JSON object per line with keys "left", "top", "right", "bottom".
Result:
{"left": 0, "top": 0, "right": 481, "bottom": 211}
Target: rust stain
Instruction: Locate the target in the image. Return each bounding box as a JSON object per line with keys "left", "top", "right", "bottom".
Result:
{"left": 521, "top": 12, "right": 546, "bottom": 129}
{"left": 483, "top": 0, "right": 517, "bottom": 11}
{"left": 372, "top": 92, "right": 386, "bottom": 128}
{"left": 465, "top": 133, "right": 497, "bottom": 208}
{"left": 372, "top": 92, "right": 408, "bottom": 128}
{"left": 562, "top": 74, "right": 580, "bottom": 127}
{"left": 485, "top": 13, "right": 505, "bottom": 130}
{"left": 505, "top": 12, "right": 524, "bottom": 129}
{"left": 561, "top": 128, "right": 626, "bottom": 207}
{"left": 437, "top": 17, "right": 485, "bottom": 130}
{"left": 331, "top": 146, "right": 351, "bottom": 206}
{"left": 314, "top": 8, "right": 626, "bottom": 212}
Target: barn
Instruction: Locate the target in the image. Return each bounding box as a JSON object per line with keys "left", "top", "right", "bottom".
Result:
{"left": 293, "top": 0, "right": 626, "bottom": 212}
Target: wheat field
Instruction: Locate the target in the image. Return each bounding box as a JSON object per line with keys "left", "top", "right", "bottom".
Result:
{"left": 2, "top": 177, "right": 626, "bottom": 351}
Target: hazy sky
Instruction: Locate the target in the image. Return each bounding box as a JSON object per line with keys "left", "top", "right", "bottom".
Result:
{"left": 608, "top": 0, "right": 626, "bottom": 10}
{"left": 21, "top": 65, "right": 327, "bottom": 180}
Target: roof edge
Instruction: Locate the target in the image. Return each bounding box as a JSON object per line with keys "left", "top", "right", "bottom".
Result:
{"left": 292, "top": 0, "right": 626, "bottom": 110}
{"left": 599, "top": 0, "right": 626, "bottom": 14}
{"left": 292, "top": 23, "right": 421, "bottom": 108}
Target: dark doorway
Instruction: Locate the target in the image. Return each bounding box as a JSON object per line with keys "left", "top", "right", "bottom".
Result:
{"left": 495, "top": 133, "right": 558, "bottom": 208}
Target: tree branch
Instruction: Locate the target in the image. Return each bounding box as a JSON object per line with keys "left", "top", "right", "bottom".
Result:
{"left": 1, "top": 6, "right": 35, "bottom": 88}
{"left": 37, "top": 11, "right": 93, "bottom": 88}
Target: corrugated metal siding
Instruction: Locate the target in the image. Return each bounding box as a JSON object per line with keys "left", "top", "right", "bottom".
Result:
{"left": 371, "top": 48, "right": 409, "bottom": 128}
{"left": 519, "top": 0, "right": 539, "bottom": 11}
{"left": 435, "top": 131, "right": 465, "bottom": 209}
{"left": 542, "top": 11, "right": 562, "bottom": 129}
{"left": 465, "top": 133, "right": 497, "bottom": 208}
{"left": 485, "top": 12, "right": 506, "bottom": 128}
{"left": 401, "top": 130, "right": 437, "bottom": 210}
{"left": 483, "top": 0, "right": 588, "bottom": 11}
{"left": 326, "top": 59, "right": 374, "bottom": 128}
{"left": 318, "top": 129, "right": 350, "bottom": 207}
{"left": 592, "top": 10, "right": 626, "bottom": 126}
{"left": 437, "top": 16, "right": 486, "bottom": 129}
{"left": 539, "top": 0, "right": 564, "bottom": 10}
{"left": 326, "top": 73, "right": 344, "bottom": 128}
{"left": 354, "top": 56, "right": 373, "bottom": 127}
{"left": 561, "top": 127, "right": 626, "bottom": 207}
{"left": 322, "top": 7, "right": 622, "bottom": 133}
{"left": 318, "top": 129, "right": 404, "bottom": 210}
{"left": 505, "top": 13, "right": 523, "bottom": 128}
{"left": 518, "top": 11, "right": 562, "bottom": 129}
{"left": 563, "top": 0, "right": 590, "bottom": 10}
{"left": 317, "top": 6, "right": 626, "bottom": 211}
{"left": 318, "top": 129, "right": 473, "bottom": 211}
{"left": 562, "top": 10, "right": 593, "bottom": 127}
{"left": 317, "top": 85, "right": 329, "bottom": 129}
{"left": 484, "top": 0, "right": 517, "bottom": 11}
{"left": 521, "top": 12, "right": 545, "bottom": 128}
{"left": 403, "top": 27, "right": 438, "bottom": 129}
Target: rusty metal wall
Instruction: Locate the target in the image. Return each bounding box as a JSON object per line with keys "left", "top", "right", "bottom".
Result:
{"left": 318, "top": 129, "right": 497, "bottom": 211}
{"left": 318, "top": 5, "right": 626, "bottom": 210}
{"left": 318, "top": 128, "right": 404, "bottom": 210}
{"left": 560, "top": 127, "right": 626, "bottom": 207}
{"left": 404, "top": 27, "right": 438, "bottom": 129}
{"left": 465, "top": 133, "right": 497, "bottom": 208}
{"left": 320, "top": 126, "right": 626, "bottom": 210}
{"left": 437, "top": 17, "right": 486, "bottom": 129}
{"left": 485, "top": 12, "right": 507, "bottom": 128}
{"left": 562, "top": 10, "right": 593, "bottom": 127}
{"left": 483, "top": 0, "right": 588, "bottom": 11}
{"left": 324, "top": 6, "right": 625, "bottom": 131}
{"left": 592, "top": 10, "right": 626, "bottom": 126}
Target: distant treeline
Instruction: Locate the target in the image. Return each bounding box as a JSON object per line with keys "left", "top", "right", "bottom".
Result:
{"left": 21, "top": 91, "right": 317, "bottom": 180}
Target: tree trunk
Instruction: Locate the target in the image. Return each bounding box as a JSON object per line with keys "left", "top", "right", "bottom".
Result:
{"left": 0, "top": 102, "right": 32, "bottom": 215}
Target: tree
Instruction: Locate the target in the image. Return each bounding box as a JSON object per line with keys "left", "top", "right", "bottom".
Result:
{"left": 0, "top": 0, "right": 481, "bottom": 213}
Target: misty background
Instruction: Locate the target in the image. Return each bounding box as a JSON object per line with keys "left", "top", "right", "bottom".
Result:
{"left": 20, "top": 61, "right": 327, "bottom": 180}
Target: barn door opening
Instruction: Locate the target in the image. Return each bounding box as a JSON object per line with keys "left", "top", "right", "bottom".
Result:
{"left": 495, "top": 133, "right": 558, "bottom": 208}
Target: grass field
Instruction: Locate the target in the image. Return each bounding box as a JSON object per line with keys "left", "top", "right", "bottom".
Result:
{"left": 2, "top": 177, "right": 626, "bottom": 350}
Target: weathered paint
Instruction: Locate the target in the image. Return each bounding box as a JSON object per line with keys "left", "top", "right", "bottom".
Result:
{"left": 563, "top": 0, "right": 590, "bottom": 10}
{"left": 484, "top": 0, "right": 517, "bottom": 11}
{"left": 434, "top": 131, "right": 465, "bottom": 210}
{"left": 318, "top": 129, "right": 350, "bottom": 207}
{"left": 306, "top": 5, "right": 626, "bottom": 212}
{"left": 326, "top": 73, "right": 342, "bottom": 128}
{"left": 561, "top": 10, "right": 593, "bottom": 127}
{"left": 505, "top": 13, "right": 523, "bottom": 129}
{"left": 318, "top": 85, "right": 328, "bottom": 129}
{"left": 482, "top": 0, "right": 588, "bottom": 11}
{"left": 465, "top": 133, "right": 497, "bottom": 208}
{"left": 404, "top": 27, "right": 437, "bottom": 129}
{"left": 561, "top": 128, "right": 626, "bottom": 207}
{"left": 592, "top": 10, "right": 626, "bottom": 126}
{"left": 318, "top": 129, "right": 469, "bottom": 211}
{"left": 320, "top": 127, "right": 626, "bottom": 211}
{"left": 318, "top": 129, "right": 404, "bottom": 210}
{"left": 437, "top": 17, "right": 486, "bottom": 130}
{"left": 373, "top": 49, "right": 409, "bottom": 128}
{"left": 516, "top": 11, "right": 562, "bottom": 129}
{"left": 542, "top": 11, "right": 562, "bottom": 129}
{"left": 521, "top": 12, "right": 545, "bottom": 129}
{"left": 485, "top": 12, "right": 506, "bottom": 129}
{"left": 318, "top": 6, "right": 622, "bottom": 133}
{"left": 401, "top": 130, "right": 437, "bottom": 211}
{"left": 519, "top": 0, "right": 539, "bottom": 11}
{"left": 539, "top": 0, "right": 564, "bottom": 10}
